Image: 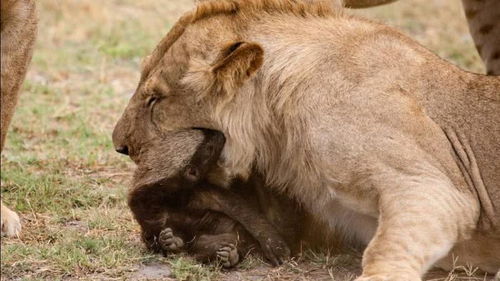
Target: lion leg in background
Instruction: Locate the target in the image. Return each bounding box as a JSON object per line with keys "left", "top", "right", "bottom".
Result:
{"left": 1, "top": 201, "right": 21, "bottom": 237}
{"left": 344, "top": 0, "right": 500, "bottom": 75}
{"left": 356, "top": 177, "right": 478, "bottom": 281}
{"left": 461, "top": 0, "right": 500, "bottom": 75}
{"left": 0, "top": 0, "right": 37, "bottom": 237}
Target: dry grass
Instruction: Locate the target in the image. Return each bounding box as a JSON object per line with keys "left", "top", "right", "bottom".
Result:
{"left": 0, "top": 0, "right": 488, "bottom": 280}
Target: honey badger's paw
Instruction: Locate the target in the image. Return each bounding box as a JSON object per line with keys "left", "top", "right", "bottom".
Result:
{"left": 159, "top": 227, "right": 184, "bottom": 252}
{"left": 354, "top": 274, "right": 421, "bottom": 281}
{"left": 1, "top": 205, "right": 21, "bottom": 237}
{"left": 494, "top": 270, "right": 499, "bottom": 281}
{"left": 216, "top": 243, "right": 239, "bottom": 268}
{"left": 259, "top": 236, "right": 291, "bottom": 266}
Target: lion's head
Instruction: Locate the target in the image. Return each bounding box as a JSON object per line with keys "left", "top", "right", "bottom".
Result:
{"left": 112, "top": 0, "right": 339, "bottom": 177}
{"left": 112, "top": 0, "right": 268, "bottom": 158}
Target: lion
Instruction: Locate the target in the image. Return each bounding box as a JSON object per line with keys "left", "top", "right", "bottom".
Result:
{"left": 1, "top": 0, "right": 37, "bottom": 237}
{"left": 112, "top": 0, "right": 500, "bottom": 280}
{"left": 129, "top": 128, "right": 291, "bottom": 267}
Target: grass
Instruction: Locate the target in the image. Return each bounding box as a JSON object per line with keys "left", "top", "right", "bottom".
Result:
{"left": 0, "top": 0, "right": 486, "bottom": 280}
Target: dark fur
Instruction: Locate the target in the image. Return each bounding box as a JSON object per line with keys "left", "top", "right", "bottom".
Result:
{"left": 128, "top": 129, "right": 291, "bottom": 267}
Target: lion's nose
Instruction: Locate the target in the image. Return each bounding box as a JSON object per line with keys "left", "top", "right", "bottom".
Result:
{"left": 115, "top": 145, "right": 129, "bottom": 155}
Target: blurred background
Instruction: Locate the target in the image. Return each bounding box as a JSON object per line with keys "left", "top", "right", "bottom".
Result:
{"left": 0, "top": 0, "right": 483, "bottom": 280}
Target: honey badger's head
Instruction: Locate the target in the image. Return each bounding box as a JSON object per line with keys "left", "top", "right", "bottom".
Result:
{"left": 131, "top": 129, "right": 226, "bottom": 192}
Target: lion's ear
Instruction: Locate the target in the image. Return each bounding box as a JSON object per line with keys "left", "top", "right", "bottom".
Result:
{"left": 211, "top": 41, "right": 264, "bottom": 92}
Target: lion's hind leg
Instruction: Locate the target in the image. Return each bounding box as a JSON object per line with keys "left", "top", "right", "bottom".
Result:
{"left": 356, "top": 175, "right": 478, "bottom": 281}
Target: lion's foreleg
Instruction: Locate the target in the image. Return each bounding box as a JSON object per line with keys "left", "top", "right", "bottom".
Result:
{"left": 356, "top": 176, "right": 478, "bottom": 281}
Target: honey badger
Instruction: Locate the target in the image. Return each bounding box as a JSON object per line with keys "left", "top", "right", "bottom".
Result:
{"left": 128, "top": 129, "right": 291, "bottom": 267}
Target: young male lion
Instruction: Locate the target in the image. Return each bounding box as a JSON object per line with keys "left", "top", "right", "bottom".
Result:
{"left": 113, "top": 0, "right": 500, "bottom": 279}
{"left": 128, "top": 129, "right": 291, "bottom": 267}
{"left": 1, "top": 0, "right": 37, "bottom": 237}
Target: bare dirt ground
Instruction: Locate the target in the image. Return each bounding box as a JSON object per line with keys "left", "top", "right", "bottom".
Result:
{"left": 0, "top": 0, "right": 492, "bottom": 280}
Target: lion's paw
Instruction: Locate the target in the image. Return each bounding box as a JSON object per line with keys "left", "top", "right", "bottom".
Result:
{"left": 216, "top": 243, "right": 239, "bottom": 268}
{"left": 158, "top": 227, "right": 184, "bottom": 252}
{"left": 1, "top": 206, "right": 21, "bottom": 237}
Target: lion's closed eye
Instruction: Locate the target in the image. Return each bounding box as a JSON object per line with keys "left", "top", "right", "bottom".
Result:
{"left": 147, "top": 88, "right": 168, "bottom": 108}
{"left": 147, "top": 96, "right": 158, "bottom": 107}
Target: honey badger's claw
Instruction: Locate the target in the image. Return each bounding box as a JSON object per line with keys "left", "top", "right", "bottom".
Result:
{"left": 260, "top": 237, "right": 291, "bottom": 266}
{"left": 216, "top": 243, "right": 239, "bottom": 268}
{"left": 159, "top": 227, "right": 184, "bottom": 252}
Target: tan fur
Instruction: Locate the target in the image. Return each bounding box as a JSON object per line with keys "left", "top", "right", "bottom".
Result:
{"left": 1, "top": 201, "right": 21, "bottom": 237}
{"left": 113, "top": 0, "right": 500, "bottom": 279}
{"left": 1, "top": 0, "right": 37, "bottom": 237}
{"left": 342, "top": 0, "right": 500, "bottom": 75}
